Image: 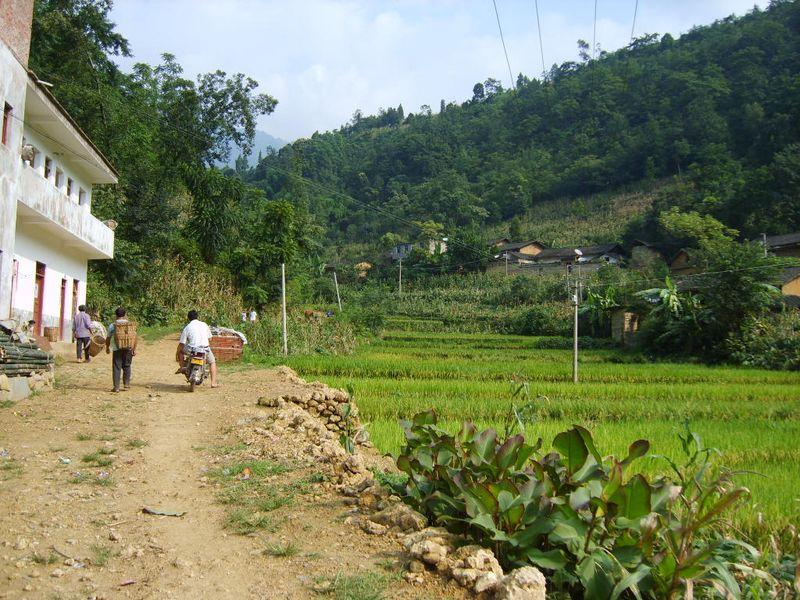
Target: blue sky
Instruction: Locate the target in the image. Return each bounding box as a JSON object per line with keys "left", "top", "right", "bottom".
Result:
{"left": 110, "top": 1, "right": 763, "bottom": 141}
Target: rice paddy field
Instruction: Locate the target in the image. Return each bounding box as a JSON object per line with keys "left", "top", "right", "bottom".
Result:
{"left": 256, "top": 330, "right": 800, "bottom": 544}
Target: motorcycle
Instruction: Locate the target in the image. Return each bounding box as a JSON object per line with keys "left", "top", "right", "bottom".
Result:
{"left": 183, "top": 349, "right": 208, "bottom": 392}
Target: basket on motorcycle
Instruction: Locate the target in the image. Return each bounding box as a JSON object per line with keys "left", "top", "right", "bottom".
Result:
{"left": 210, "top": 332, "right": 243, "bottom": 362}
{"left": 88, "top": 334, "right": 105, "bottom": 357}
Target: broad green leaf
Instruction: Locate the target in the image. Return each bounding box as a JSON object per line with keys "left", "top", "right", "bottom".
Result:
{"left": 621, "top": 439, "right": 650, "bottom": 467}
{"left": 553, "top": 428, "right": 589, "bottom": 474}
{"left": 575, "top": 425, "right": 603, "bottom": 465}
{"left": 525, "top": 548, "right": 568, "bottom": 570}
{"left": 412, "top": 410, "right": 437, "bottom": 426}
{"left": 497, "top": 490, "right": 516, "bottom": 512}
{"left": 510, "top": 517, "right": 554, "bottom": 547}
{"left": 612, "top": 475, "right": 652, "bottom": 520}
{"left": 471, "top": 428, "right": 498, "bottom": 464}
{"left": 496, "top": 435, "right": 524, "bottom": 470}
{"left": 611, "top": 564, "right": 651, "bottom": 599}
{"left": 577, "top": 552, "right": 615, "bottom": 600}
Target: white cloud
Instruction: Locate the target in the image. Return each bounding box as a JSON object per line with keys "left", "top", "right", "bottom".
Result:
{"left": 111, "top": 0, "right": 765, "bottom": 141}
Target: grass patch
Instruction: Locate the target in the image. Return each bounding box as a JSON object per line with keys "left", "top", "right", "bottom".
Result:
{"left": 264, "top": 541, "right": 299, "bottom": 557}
{"left": 81, "top": 450, "right": 114, "bottom": 467}
{"left": 209, "top": 459, "right": 290, "bottom": 481}
{"left": 126, "top": 438, "right": 148, "bottom": 449}
{"left": 224, "top": 508, "right": 277, "bottom": 535}
{"left": 138, "top": 324, "right": 178, "bottom": 342}
{"left": 0, "top": 459, "right": 23, "bottom": 480}
{"left": 313, "top": 571, "right": 395, "bottom": 600}
{"left": 71, "top": 472, "right": 113, "bottom": 486}
{"left": 31, "top": 551, "right": 59, "bottom": 565}
{"left": 90, "top": 544, "right": 115, "bottom": 566}
{"left": 0, "top": 400, "right": 15, "bottom": 409}
{"left": 211, "top": 442, "right": 249, "bottom": 456}
{"left": 75, "top": 433, "right": 92, "bottom": 441}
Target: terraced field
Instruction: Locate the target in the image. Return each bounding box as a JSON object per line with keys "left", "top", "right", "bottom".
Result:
{"left": 255, "top": 331, "right": 800, "bottom": 543}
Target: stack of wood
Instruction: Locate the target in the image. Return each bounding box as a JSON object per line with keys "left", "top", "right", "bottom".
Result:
{"left": 0, "top": 332, "right": 54, "bottom": 376}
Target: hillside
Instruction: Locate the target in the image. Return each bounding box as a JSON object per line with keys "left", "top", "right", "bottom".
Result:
{"left": 246, "top": 1, "right": 800, "bottom": 255}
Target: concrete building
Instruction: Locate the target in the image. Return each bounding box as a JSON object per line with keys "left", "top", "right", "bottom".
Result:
{"left": 1, "top": 0, "right": 116, "bottom": 340}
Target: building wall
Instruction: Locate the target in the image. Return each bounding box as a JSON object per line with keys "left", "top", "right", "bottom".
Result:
{"left": 516, "top": 243, "right": 543, "bottom": 256}
{"left": 12, "top": 223, "right": 87, "bottom": 340}
{"left": 0, "top": 41, "right": 29, "bottom": 317}
{"left": 0, "top": 0, "right": 34, "bottom": 66}
{"left": 783, "top": 277, "right": 800, "bottom": 299}
{"left": 22, "top": 128, "right": 94, "bottom": 210}
{"left": 773, "top": 247, "right": 800, "bottom": 259}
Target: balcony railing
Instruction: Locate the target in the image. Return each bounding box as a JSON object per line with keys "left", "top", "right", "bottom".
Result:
{"left": 17, "top": 166, "right": 113, "bottom": 259}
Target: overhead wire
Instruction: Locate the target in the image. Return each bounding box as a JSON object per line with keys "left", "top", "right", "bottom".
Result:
{"left": 533, "top": 0, "right": 547, "bottom": 79}
{"left": 15, "top": 76, "right": 484, "bottom": 258}
{"left": 491, "top": 0, "right": 516, "bottom": 89}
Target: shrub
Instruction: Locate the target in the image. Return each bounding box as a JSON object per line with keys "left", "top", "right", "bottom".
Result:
{"left": 396, "top": 411, "right": 760, "bottom": 598}
{"left": 511, "top": 303, "right": 571, "bottom": 336}
{"left": 243, "top": 310, "right": 356, "bottom": 357}
{"left": 728, "top": 311, "right": 800, "bottom": 370}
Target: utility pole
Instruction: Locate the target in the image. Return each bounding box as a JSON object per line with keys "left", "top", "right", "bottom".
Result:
{"left": 333, "top": 270, "right": 342, "bottom": 312}
{"left": 281, "top": 262, "right": 288, "bottom": 356}
{"left": 571, "top": 249, "right": 583, "bottom": 384}
{"left": 398, "top": 258, "right": 403, "bottom": 295}
{"left": 762, "top": 233, "right": 768, "bottom": 258}
{"left": 573, "top": 278, "right": 580, "bottom": 383}
{"left": 505, "top": 252, "right": 509, "bottom": 276}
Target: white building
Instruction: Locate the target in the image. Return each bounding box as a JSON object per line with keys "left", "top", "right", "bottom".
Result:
{"left": 1, "top": 0, "right": 116, "bottom": 341}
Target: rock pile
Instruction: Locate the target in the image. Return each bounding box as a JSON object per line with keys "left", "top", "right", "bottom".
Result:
{"left": 257, "top": 369, "right": 368, "bottom": 443}
{"left": 248, "top": 367, "right": 548, "bottom": 598}
{"left": 398, "top": 525, "right": 545, "bottom": 598}
{"left": 245, "top": 401, "right": 369, "bottom": 486}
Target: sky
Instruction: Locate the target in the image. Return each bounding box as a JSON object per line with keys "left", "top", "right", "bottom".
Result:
{"left": 110, "top": 0, "right": 764, "bottom": 142}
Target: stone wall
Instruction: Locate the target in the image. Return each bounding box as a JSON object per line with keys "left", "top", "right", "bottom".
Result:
{"left": 0, "top": 0, "right": 34, "bottom": 67}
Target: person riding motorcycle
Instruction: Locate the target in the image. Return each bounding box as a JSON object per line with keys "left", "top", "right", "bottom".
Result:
{"left": 175, "top": 310, "right": 219, "bottom": 388}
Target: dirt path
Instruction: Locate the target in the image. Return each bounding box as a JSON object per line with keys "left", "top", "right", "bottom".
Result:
{"left": 0, "top": 336, "right": 463, "bottom": 599}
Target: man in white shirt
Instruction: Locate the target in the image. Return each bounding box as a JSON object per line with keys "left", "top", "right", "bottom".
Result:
{"left": 176, "top": 310, "right": 219, "bottom": 388}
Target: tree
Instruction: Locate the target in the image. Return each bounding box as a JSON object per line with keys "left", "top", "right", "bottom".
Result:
{"left": 186, "top": 168, "right": 244, "bottom": 263}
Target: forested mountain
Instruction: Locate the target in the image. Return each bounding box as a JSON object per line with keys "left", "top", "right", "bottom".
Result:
{"left": 225, "top": 130, "right": 287, "bottom": 169}
{"left": 25, "top": 0, "right": 800, "bottom": 317}
{"left": 246, "top": 0, "right": 800, "bottom": 254}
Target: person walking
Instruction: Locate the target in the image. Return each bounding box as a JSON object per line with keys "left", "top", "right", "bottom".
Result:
{"left": 249, "top": 308, "right": 257, "bottom": 323}
{"left": 72, "top": 305, "right": 92, "bottom": 363}
{"left": 105, "top": 307, "right": 137, "bottom": 393}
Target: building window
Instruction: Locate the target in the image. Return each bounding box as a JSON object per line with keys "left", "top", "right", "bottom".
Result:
{"left": 78, "top": 188, "right": 87, "bottom": 206}
{"left": 66, "top": 177, "right": 73, "bottom": 199}
{"left": 55, "top": 168, "right": 64, "bottom": 189}
{"left": 44, "top": 156, "right": 53, "bottom": 179}
{"left": 2, "top": 103, "right": 11, "bottom": 145}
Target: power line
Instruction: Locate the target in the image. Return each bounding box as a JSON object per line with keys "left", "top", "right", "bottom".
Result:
{"left": 592, "top": 0, "right": 599, "bottom": 60}
{"left": 630, "top": 0, "right": 639, "bottom": 43}
{"left": 492, "top": 0, "right": 516, "bottom": 89}
{"left": 17, "top": 77, "right": 482, "bottom": 258}
{"left": 533, "top": 0, "right": 547, "bottom": 79}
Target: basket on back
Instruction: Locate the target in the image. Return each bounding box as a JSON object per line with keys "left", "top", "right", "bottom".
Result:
{"left": 113, "top": 321, "right": 137, "bottom": 349}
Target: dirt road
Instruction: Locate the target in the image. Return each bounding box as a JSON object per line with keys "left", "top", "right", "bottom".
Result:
{"left": 0, "top": 336, "right": 462, "bottom": 599}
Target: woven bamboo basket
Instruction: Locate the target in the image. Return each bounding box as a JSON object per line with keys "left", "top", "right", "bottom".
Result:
{"left": 113, "top": 321, "right": 137, "bottom": 348}
{"left": 88, "top": 334, "right": 105, "bottom": 357}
